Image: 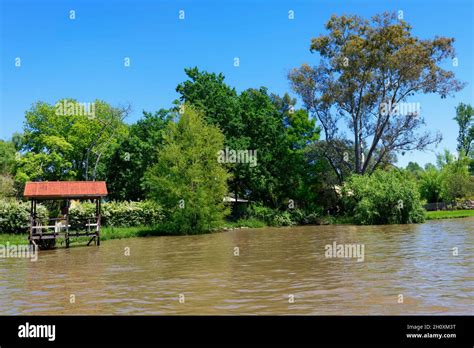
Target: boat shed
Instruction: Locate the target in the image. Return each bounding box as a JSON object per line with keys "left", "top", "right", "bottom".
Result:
{"left": 24, "top": 181, "right": 108, "bottom": 249}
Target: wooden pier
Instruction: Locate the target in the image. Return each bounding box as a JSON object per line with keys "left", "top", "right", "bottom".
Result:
{"left": 24, "top": 181, "right": 108, "bottom": 249}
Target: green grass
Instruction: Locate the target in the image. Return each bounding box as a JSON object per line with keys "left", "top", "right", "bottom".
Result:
{"left": 0, "top": 226, "right": 164, "bottom": 247}
{"left": 426, "top": 209, "right": 474, "bottom": 220}
{"left": 0, "top": 233, "right": 29, "bottom": 245}
{"left": 101, "top": 226, "right": 165, "bottom": 240}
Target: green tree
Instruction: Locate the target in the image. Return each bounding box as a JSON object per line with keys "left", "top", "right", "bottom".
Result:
{"left": 343, "top": 169, "right": 425, "bottom": 225}
{"left": 17, "top": 99, "right": 129, "bottom": 182}
{"left": 0, "top": 175, "right": 16, "bottom": 198}
{"left": 419, "top": 166, "right": 442, "bottom": 203}
{"left": 454, "top": 103, "right": 474, "bottom": 156}
{"left": 176, "top": 67, "right": 243, "bottom": 150}
{"left": 145, "top": 106, "right": 230, "bottom": 234}
{"left": 176, "top": 68, "right": 319, "bottom": 207}
{"left": 0, "top": 140, "right": 16, "bottom": 175}
{"left": 453, "top": 103, "right": 474, "bottom": 175}
{"left": 439, "top": 156, "right": 473, "bottom": 201}
{"left": 406, "top": 162, "right": 423, "bottom": 178}
{"left": 0, "top": 140, "right": 17, "bottom": 197}
{"left": 269, "top": 93, "right": 321, "bottom": 207}
{"left": 289, "top": 12, "right": 464, "bottom": 178}
{"left": 106, "top": 109, "right": 172, "bottom": 200}
{"left": 436, "top": 149, "right": 456, "bottom": 169}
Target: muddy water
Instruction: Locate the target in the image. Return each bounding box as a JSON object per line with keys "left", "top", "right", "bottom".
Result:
{"left": 0, "top": 218, "right": 472, "bottom": 315}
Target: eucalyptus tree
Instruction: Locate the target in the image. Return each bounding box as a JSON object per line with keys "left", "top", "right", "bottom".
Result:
{"left": 289, "top": 12, "right": 464, "bottom": 179}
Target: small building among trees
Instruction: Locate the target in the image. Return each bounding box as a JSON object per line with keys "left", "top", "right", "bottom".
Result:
{"left": 24, "top": 181, "right": 107, "bottom": 249}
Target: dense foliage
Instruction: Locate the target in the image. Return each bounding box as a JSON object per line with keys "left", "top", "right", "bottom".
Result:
{"left": 176, "top": 68, "right": 320, "bottom": 208}
{"left": 16, "top": 99, "right": 129, "bottom": 183}
{"left": 244, "top": 204, "right": 323, "bottom": 227}
{"left": 144, "top": 106, "right": 230, "bottom": 234}
{"left": 0, "top": 12, "right": 472, "bottom": 236}
{"left": 0, "top": 199, "right": 48, "bottom": 234}
{"left": 343, "top": 170, "right": 426, "bottom": 225}
{"left": 69, "top": 200, "right": 164, "bottom": 228}
{"left": 105, "top": 110, "right": 172, "bottom": 201}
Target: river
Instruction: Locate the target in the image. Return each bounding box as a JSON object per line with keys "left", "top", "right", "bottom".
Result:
{"left": 0, "top": 218, "right": 472, "bottom": 315}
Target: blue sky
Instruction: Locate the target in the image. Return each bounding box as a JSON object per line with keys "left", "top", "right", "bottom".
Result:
{"left": 1, "top": 0, "right": 473, "bottom": 167}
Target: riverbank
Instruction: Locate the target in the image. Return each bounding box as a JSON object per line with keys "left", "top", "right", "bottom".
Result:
{"left": 425, "top": 209, "right": 474, "bottom": 220}
{"left": 1, "top": 211, "right": 473, "bottom": 246}
{"left": 0, "top": 219, "right": 269, "bottom": 246}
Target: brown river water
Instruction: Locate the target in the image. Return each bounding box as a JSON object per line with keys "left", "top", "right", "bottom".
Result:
{"left": 0, "top": 218, "right": 472, "bottom": 315}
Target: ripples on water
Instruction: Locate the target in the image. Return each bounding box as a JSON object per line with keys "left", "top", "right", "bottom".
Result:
{"left": 0, "top": 218, "right": 472, "bottom": 315}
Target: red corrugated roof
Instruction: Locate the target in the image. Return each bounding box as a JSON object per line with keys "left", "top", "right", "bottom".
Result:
{"left": 24, "top": 181, "right": 108, "bottom": 199}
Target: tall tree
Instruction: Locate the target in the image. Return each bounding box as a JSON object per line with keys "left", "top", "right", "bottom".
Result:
{"left": 405, "top": 161, "right": 424, "bottom": 178}
{"left": 0, "top": 140, "right": 17, "bottom": 198}
{"left": 106, "top": 109, "right": 172, "bottom": 200}
{"left": 289, "top": 12, "right": 464, "bottom": 179}
{"left": 454, "top": 103, "right": 473, "bottom": 156}
{"left": 419, "top": 166, "right": 442, "bottom": 203}
{"left": 144, "top": 106, "right": 230, "bottom": 233}
{"left": 0, "top": 140, "right": 16, "bottom": 175}
{"left": 176, "top": 68, "right": 319, "bottom": 207}
{"left": 436, "top": 149, "right": 456, "bottom": 169}
{"left": 17, "top": 99, "right": 129, "bottom": 182}
{"left": 439, "top": 157, "right": 473, "bottom": 201}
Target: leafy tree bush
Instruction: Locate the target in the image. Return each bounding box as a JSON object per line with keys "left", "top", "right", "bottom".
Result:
{"left": 0, "top": 199, "right": 48, "bottom": 234}
{"left": 419, "top": 167, "right": 443, "bottom": 203}
{"left": 453, "top": 103, "right": 473, "bottom": 157}
{"left": 104, "top": 201, "right": 164, "bottom": 227}
{"left": 145, "top": 106, "right": 230, "bottom": 234}
{"left": 69, "top": 200, "right": 164, "bottom": 228}
{"left": 245, "top": 204, "right": 276, "bottom": 223}
{"left": 0, "top": 175, "right": 16, "bottom": 198}
{"left": 0, "top": 140, "right": 16, "bottom": 176}
{"left": 343, "top": 170, "right": 425, "bottom": 225}
{"left": 245, "top": 204, "right": 320, "bottom": 226}
{"left": 439, "top": 157, "right": 474, "bottom": 201}
{"left": 405, "top": 162, "right": 424, "bottom": 179}
{"left": 272, "top": 211, "right": 294, "bottom": 226}
{"left": 288, "top": 208, "right": 305, "bottom": 225}
{"left": 68, "top": 201, "right": 96, "bottom": 229}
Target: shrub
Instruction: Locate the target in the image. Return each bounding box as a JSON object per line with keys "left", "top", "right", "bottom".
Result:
{"left": 302, "top": 212, "right": 322, "bottom": 225}
{"left": 0, "top": 175, "right": 16, "bottom": 198}
{"left": 419, "top": 167, "right": 442, "bottom": 203}
{"left": 246, "top": 204, "right": 327, "bottom": 226}
{"left": 245, "top": 204, "right": 299, "bottom": 226}
{"left": 246, "top": 204, "right": 276, "bottom": 223}
{"left": 103, "top": 201, "right": 142, "bottom": 227}
{"left": 272, "top": 211, "right": 295, "bottom": 226}
{"left": 0, "top": 199, "right": 48, "bottom": 234}
{"left": 68, "top": 201, "right": 96, "bottom": 230}
{"left": 136, "top": 200, "right": 165, "bottom": 226}
{"left": 69, "top": 200, "right": 164, "bottom": 228}
{"left": 439, "top": 160, "right": 473, "bottom": 201}
{"left": 288, "top": 208, "right": 305, "bottom": 224}
{"left": 343, "top": 170, "right": 425, "bottom": 225}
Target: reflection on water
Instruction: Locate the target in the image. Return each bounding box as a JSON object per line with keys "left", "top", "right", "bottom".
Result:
{"left": 0, "top": 218, "right": 472, "bottom": 315}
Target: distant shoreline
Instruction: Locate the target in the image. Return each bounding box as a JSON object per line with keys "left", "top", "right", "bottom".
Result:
{"left": 0, "top": 211, "right": 473, "bottom": 248}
